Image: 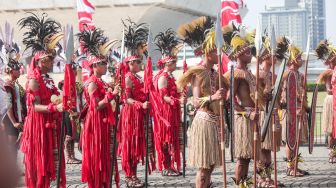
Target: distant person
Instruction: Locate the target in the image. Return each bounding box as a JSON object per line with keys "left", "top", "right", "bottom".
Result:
{"left": 315, "top": 40, "right": 336, "bottom": 163}
{"left": 0, "top": 22, "right": 27, "bottom": 169}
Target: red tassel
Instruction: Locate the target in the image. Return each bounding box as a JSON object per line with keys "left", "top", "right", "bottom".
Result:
{"left": 63, "top": 64, "right": 77, "bottom": 111}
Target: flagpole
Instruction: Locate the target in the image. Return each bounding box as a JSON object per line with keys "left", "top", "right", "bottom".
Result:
{"left": 182, "top": 43, "right": 187, "bottom": 178}
{"left": 57, "top": 25, "right": 74, "bottom": 188}
{"left": 215, "top": 13, "right": 227, "bottom": 188}
{"left": 270, "top": 26, "right": 278, "bottom": 188}
{"left": 110, "top": 29, "right": 125, "bottom": 188}
{"left": 218, "top": 48, "right": 227, "bottom": 188}
{"left": 294, "top": 36, "right": 310, "bottom": 177}
{"left": 144, "top": 28, "right": 153, "bottom": 188}
{"left": 253, "top": 18, "right": 262, "bottom": 188}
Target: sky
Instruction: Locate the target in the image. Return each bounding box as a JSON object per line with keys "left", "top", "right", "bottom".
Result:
{"left": 242, "top": 0, "right": 336, "bottom": 44}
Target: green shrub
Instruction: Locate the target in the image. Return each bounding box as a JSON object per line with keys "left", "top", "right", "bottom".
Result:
{"left": 306, "top": 82, "right": 326, "bottom": 92}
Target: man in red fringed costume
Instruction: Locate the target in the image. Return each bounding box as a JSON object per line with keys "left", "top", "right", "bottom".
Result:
{"left": 152, "top": 29, "right": 186, "bottom": 176}
{"left": 18, "top": 13, "right": 66, "bottom": 188}
{"left": 77, "top": 28, "right": 120, "bottom": 188}
{"left": 119, "top": 19, "right": 155, "bottom": 187}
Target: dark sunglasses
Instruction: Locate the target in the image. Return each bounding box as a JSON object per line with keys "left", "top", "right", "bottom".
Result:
{"left": 97, "top": 61, "right": 108, "bottom": 66}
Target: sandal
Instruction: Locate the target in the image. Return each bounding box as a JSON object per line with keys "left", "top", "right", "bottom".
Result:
{"left": 66, "top": 158, "right": 82, "bottom": 164}
{"left": 286, "top": 168, "right": 304, "bottom": 177}
{"left": 328, "top": 149, "right": 336, "bottom": 163}
{"left": 257, "top": 176, "right": 268, "bottom": 187}
{"left": 126, "top": 177, "right": 134, "bottom": 188}
{"left": 264, "top": 178, "right": 284, "bottom": 187}
{"left": 126, "top": 177, "right": 144, "bottom": 188}
{"left": 329, "top": 156, "right": 336, "bottom": 163}
{"left": 161, "top": 169, "right": 180, "bottom": 177}
{"left": 132, "top": 176, "right": 145, "bottom": 188}
{"left": 297, "top": 168, "right": 309, "bottom": 175}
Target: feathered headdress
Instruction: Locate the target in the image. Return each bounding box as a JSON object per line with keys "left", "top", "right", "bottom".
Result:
{"left": 276, "top": 36, "right": 290, "bottom": 60}
{"left": 315, "top": 40, "right": 336, "bottom": 63}
{"left": 288, "top": 44, "right": 302, "bottom": 66}
{"left": 18, "top": 12, "right": 63, "bottom": 63}
{"left": 0, "top": 22, "right": 21, "bottom": 73}
{"left": 259, "top": 32, "right": 272, "bottom": 62}
{"left": 222, "top": 23, "right": 254, "bottom": 60}
{"left": 276, "top": 36, "right": 302, "bottom": 66}
{"left": 177, "top": 16, "right": 214, "bottom": 56}
{"left": 76, "top": 27, "right": 118, "bottom": 66}
{"left": 122, "top": 19, "right": 149, "bottom": 62}
{"left": 155, "top": 28, "right": 181, "bottom": 68}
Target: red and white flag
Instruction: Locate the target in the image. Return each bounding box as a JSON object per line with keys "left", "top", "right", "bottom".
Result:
{"left": 77, "top": 0, "right": 95, "bottom": 32}
{"left": 221, "top": 0, "right": 244, "bottom": 26}
{"left": 221, "top": 0, "right": 245, "bottom": 73}
{"left": 76, "top": 0, "right": 95, "bottom": 82}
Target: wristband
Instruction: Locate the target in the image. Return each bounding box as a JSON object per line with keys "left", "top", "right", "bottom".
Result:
{"left": 169, "top": 97, "right": 179, "bottom": 106}
{"left": 133, "top": 101, "right": 143, "bottom": 109}
{"left": 47, "top": 103, "right": 57, "bottom": 113}
{"left": 106, "top": 91, "right": 114, "bottom": 101}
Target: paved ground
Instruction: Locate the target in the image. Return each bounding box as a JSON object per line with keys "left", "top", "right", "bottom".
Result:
{"left": 16, "top": 145, "right": 336, "bottom": 188}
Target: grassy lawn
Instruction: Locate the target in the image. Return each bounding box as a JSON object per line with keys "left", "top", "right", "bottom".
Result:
{"left": 307, "top": 91, "right": 327, "bottom": 137}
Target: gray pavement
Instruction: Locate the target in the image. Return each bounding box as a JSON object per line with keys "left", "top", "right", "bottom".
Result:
{"left": 16, "top": 146, "right": 336, "bottom": 188}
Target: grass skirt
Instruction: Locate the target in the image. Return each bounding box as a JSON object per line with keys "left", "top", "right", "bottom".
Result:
{"left": 259, "top": 111, "right": 281, "bottom": 151}
{"left": 322, "top": 95, "right": 333, "bottom": 135}
{"left": 187, "top": 111, "right": 221, "bottom": 169}
{"left": 234, "top": 113, "right": 260, "bottom": 159}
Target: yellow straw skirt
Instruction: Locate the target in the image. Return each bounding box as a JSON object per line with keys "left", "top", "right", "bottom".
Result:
{"left": 281, "top": 109, "right": 308, "bottom": 143}
{"left": 259, "top": 111, "right": 281, "bottom": 151}
{"left": 234, "top": 113, "right": 260, "bottom": 160}
{"left": 187, "top": 111, "right": 221, "bottom": 169}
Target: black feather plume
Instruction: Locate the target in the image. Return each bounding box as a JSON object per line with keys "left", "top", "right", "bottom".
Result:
{"left": 122, "top": 19, "right": 149, "bottom": 55}
{"left": 18, "top": 12, "right": 61, "bottom": 54}
{"left": 76, "top": 27, "right": 105, "bottom": 57}
{"left": 315, "top": 40, "right": 331, "bottom": 60}
{"left": 276, "top": 36, "right": 290, "bottom": 60}
{"left": 177, "top": 16, "right": 213, "bottom": 49}
{"left": 154, "top": 29, "right": 180, "bottom": 57}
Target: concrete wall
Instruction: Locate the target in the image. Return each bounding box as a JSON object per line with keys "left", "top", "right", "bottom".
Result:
{"left": 0, "top": 0, "right": 163, "bottom": 10}
{"left": 0, "top": 0, "right": 219, "bottom": 17}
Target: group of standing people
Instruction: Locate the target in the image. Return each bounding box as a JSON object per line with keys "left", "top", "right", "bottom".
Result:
{"left": 0, "top": 12, "right": 336, "bottom": 188}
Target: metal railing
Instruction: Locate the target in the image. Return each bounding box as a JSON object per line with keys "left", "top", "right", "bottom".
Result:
{"left": 313, "top": 106, "right": 326, "bottom": 146}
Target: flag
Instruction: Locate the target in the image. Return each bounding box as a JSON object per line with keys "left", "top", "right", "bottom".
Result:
{"left": 76, "top": 0, "right": 95, "bottom": 82}
{"left": 77, "top": 0, "right": 95, "bottom": 32}
{"left": 144, "top": 57, "right": 153, "bottom": 94}
{"left": 221, "top": 0, "right": 244, "bottom": 73}
{"left": 183, "top": 43, "right": 187, "bottom": 74}
{"left": 63, "top": 25, "right": 76, "bottom": 111}
{"left": 221, "top": 0, "right": 244, "bottom": 26}
{"left": 144, "top": 29, "right": 153, "bottom": 94}
{"left": 182, "top": 44, "right": 188, "bottom": 94}
{"left": 63, "top": 64, "right": 77, "bottom": 111}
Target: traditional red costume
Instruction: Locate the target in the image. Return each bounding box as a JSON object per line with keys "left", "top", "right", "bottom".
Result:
{"left": 78, "top": 28, "right": 120, "bottom": 187}
{"left": 153, "top": 71, "right": 181, "bottom": 171}
{"left": 118, "top": 19, "right": 155, "bottom": 187}
{"left": 151, "top": 29, "right": 182, "bottom": 173}
{"left": 18, "top": 13, "right": 66, "bottom": 188}
{"left": 120, "top": 71, "right": 151, "bottom": 176}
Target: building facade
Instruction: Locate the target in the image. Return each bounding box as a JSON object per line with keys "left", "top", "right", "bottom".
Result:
{"left": 260, "top": 0, "right": 325, "bottom": 49}
{"left": 304, "top": 0, "right": 326, "bottom": 48}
